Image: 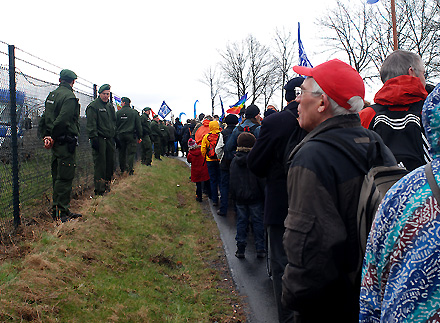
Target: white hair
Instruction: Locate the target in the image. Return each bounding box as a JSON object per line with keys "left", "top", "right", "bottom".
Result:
{"left": 310, "top": 78, "right": 363, "bottom": 115}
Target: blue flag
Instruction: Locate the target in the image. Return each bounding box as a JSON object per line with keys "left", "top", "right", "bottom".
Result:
{"left": 367, "top": 0, "right": 379, "bottom": 3}
{"left": 298, "top": 22, "right": 313, "bottom": 68}
{"left": 158, "top": 101, "right": 171, "bottom": 119}
{"left": 219, "top": 96, "right": 225, "bottom": 122}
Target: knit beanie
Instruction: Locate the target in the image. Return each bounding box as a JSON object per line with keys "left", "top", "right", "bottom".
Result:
{"left": 284, "top": 77, "right": 304, "bottom": 102}
{"left": 245, "top": 104, "right": 260, "bottom": 119}
{"left": 188, "top": 138, "right": 198, "bottom": 150}
{"left": 237, "top": 132, "right": 256, "bottom": 148}
{"left": 224, "top": 114, "right": 239, "bottom": 126}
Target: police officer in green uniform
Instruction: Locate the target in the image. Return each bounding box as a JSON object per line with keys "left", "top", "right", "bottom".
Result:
{"left": 159, "top": 119, "right": 169, "bottom": 156}
{"left": 115, "top": 97, "right": 142, "bottom": 175}
{"left": 150, "top": 115, "right": 162, "bottom": 160}
{"left": 140, "top": 107, "right": 153, "bottom": 165}
{"left": 39, "top": 69, "right": 82, "bottom": 222}
{"left": 86, "top": 84, "right": 116, "bottom": 195}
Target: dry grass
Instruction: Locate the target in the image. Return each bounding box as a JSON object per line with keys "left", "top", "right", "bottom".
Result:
{"left": 0, "top": 158, "right": 246, "bottom": 322}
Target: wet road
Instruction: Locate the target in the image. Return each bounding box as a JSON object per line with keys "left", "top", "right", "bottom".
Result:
{"left": 207, "top": 200, "right": 278, "bottom": 323}
{"left": 177, "top": 156, "right": 278, "bottom": 322}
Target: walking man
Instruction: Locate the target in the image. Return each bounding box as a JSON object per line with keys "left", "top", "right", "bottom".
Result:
{"left": 86, "top": 84, "right": 116, "bottom": 195}
{"left": 39, "top": 69, "right": 82, "bottom": 222}
{"left": 115, "top": 97, "right": 142, "bottom": 175}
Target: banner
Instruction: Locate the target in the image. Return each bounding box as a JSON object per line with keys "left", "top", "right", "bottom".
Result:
{"left": 114, "top": 95, "right": 122, "bottom": 111}
{"left": 194, "top": 100, "right": 199, "bottom": 119}
{"left": 226, "top": 93, "right": 247, "bottom": 115}
{"left": 298, "top": 22, "right": 313, "bottom": 69}
{"left": 219, "top": 96, "right": 225, "bottom": 121}
{"left": 158, "top": 101, "right": 171, "bottom": 119}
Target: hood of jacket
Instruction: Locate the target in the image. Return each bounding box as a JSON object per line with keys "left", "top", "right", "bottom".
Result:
{"left": 202, "top": 119, "right": 211, "bottom": 127}
{"left": 208, "top": 121, "right": 220, "bottom": 134}
{"left": 374, "top": 75, "right": 428, "bottom": 106}
{"left": 189, "top": 147, "right": 202, "bottom": 156}
{"left": 422, "top": 84, "right": 440, "bottom": 159}
{"left": 234, "top": 150, "right": 249, "bottom": 167}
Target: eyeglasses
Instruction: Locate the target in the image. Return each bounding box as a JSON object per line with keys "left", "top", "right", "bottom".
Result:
{"left": 295, "top": 88, "right": 322, "bottom": 97}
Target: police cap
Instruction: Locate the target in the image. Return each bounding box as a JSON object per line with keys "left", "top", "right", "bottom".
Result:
{"left": 59, "top": 69, "right": 77, "bottom": 81}
{"left": 99, "top": 84, "right": 111, "bottom": 93}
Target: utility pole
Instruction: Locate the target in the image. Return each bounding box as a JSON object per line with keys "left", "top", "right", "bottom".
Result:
{"left": 391, "top": 0, "right": 398, "bottom": 50}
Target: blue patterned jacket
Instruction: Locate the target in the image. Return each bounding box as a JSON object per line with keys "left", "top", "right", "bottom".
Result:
{"left": 360, "top": 84, "right": 440, "bottom": 322}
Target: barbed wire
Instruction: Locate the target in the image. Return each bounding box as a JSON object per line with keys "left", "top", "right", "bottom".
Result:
{"left": 0, "top": 39, "right": 95, "bottom": 87}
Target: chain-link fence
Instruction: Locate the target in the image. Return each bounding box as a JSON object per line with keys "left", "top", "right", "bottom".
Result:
{"left": 0, "top": 42, "right": 123, "bottom": 240}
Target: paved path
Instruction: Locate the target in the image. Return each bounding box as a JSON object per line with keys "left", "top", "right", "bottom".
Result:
{"left": 175, "top": 156, "right": 278, "bottom": 323}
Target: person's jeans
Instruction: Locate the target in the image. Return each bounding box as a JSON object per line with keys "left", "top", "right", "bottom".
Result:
{"left": 207, "top": 161, "right": 220, "bottom": 203}
{"left": 235, "top": 202, "right": 265, "bottom": 251}
{"left": 219, "top": 169, "right": 230, "bottom": 214}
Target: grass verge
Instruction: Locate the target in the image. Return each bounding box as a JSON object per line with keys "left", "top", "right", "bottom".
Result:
{"left": 0, "top": 158, "right": 245, "bottom": 322}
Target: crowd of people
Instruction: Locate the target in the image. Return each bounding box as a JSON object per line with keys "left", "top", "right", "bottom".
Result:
{"left": 186, "top": 49, "right": 440, "bottom": 323}
{"left": 40, "top": 48, "right": 440, "bottom": 322}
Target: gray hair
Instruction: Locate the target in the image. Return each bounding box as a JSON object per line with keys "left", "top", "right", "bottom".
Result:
{"left": 380, "top": 50, "right": 424, "bottom": 83}
{"left": 310, "top": 78, "right": 363, "bottom": 115}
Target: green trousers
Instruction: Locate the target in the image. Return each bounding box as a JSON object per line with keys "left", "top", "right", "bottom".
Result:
{"left": 92, "top": 136, "right": 115, "bottom": 195}
{"left": 51, "top": 142, "right": 76, "bottom": 217}
{"left": 152, "top": 136, "right": 162, "bottom": 159}
{"left": 118, "top": 133, "right": 137, "bottom": 173}
{"left": 141, "top": 135, "right": 153, "bottom": 165}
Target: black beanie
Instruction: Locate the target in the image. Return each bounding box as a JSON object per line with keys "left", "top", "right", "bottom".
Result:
{"left": 245, "top": 104, "right": 260, "bottom": 119}
{"left": 224, "top": 114, "right": 239, "bottom": 125}
{"left": 284, "top": 77, "right": 304, "bottom": 102}
{"left": 237, "top": 132, "right": 256, "bottom": 148}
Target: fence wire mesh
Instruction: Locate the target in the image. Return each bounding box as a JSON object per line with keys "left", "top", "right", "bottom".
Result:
{"left": 0, "top": 42, "right": 123, "bottom": 240}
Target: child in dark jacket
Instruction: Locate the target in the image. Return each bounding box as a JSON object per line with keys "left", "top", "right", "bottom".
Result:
{"left": 187, "top": 138, "right": 210, "bottom": 202}
{"left": 229, "top": 132, "right": 266, "bottom": 258}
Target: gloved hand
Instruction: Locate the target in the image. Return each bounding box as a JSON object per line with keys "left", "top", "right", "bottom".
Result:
{"left": 91, "top": 137, "right": 99, "bottom": 151}
{"left": 43, "top": 136, "right": 54, "bottom": 149}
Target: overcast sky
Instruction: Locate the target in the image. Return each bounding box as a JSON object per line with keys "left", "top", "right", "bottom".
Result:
{"left": 2, "top": 0, "right": 379, "bottom": 121}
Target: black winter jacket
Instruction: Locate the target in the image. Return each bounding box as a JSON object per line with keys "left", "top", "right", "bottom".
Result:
{"left": 229, "top": 149, "right": 265, "bottom": 204}
{"left": 247, "top": 101, "right": 307, "bottom": 225}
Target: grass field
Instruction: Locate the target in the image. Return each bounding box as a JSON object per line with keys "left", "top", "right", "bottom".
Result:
{"left": 0, "top": 158, "right": 245, "bottom": 322}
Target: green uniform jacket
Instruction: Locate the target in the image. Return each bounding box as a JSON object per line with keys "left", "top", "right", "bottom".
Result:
{"left": 39, "top": 83, "right": 80, "bottom": 139}
{"left": 159, "top": 123, "right": 169, "bottom": 142}
{"left": 116, "top": 106, "right": 142, "bottom": 139}
{"left": 140, "top": 114, "right": 152, "bottom": 138}
{"left": 86, "top": 98, "right": 116, "bottom": 139}
{"left": 150, "top": 120, "right": 162, "bottom": 140}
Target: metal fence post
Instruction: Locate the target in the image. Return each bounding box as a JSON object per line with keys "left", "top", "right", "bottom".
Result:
{"left": 93, "top": 84, "right": 97, "bottom": 99}
{"left": 9, "top": 44, "right": 20, "bottom": 228}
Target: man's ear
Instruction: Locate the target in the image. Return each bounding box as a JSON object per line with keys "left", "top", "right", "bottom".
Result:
{"left": 408, "top": 66, "right": 417, "bottom": 77}
{"left": 318, "top": 94, "right": 329, "bottom": 113}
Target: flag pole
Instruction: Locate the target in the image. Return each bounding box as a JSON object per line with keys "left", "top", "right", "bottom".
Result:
{"left": 391, "top": 0, "right": 398, "bottom": 50}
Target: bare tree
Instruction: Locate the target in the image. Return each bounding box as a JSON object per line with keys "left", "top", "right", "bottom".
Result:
{"left": 261, "top": 70, "right": 282, "bottom": 110}
{"left": 319, "top": 0, "right": 440, "bottom": 82}
{"left": 386, "top": 0, "right": 440, "bottom": 78}
{"left": 319, "top": 0, "right": 376, "bottom": 79}
{"left": 219, "top": 40, "right": 249, "bottom": 101}
{"left": 200, "top": 66, "right": 222, "bottom": 116}
{"left": 273, "top": 28, "right": 297, "bottom": 108}
{"left": 246, "top": 35, "right": 278, "bottom": 105}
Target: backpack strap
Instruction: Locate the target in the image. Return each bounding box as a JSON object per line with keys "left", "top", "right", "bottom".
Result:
{"left": 425, "top": 162, "right": 440, "bottom": 204}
